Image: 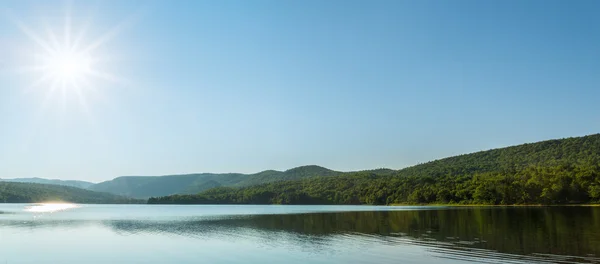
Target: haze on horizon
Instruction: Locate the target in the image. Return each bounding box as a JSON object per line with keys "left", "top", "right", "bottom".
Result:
{"left": 0, "top": 0, "right": 599, "bottom": 182}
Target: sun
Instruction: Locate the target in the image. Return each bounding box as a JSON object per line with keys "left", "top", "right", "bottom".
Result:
{"left": 7, "top": 3, "right": 131, "bottom": 112}
{"left": 42, "top": 49, "right": 93, "bottom": 82}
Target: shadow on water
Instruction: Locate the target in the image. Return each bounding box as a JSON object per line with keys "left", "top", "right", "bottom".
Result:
{"left": 2, "top": 207, "right": 599, "bottom": 263}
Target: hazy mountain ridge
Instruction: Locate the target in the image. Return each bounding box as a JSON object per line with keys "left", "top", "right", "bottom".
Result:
{"left": 0, "top": 178, "right": 94, "bottom": 189}
{"left": 89, "top": 165, "right": 342, "bottom": 199}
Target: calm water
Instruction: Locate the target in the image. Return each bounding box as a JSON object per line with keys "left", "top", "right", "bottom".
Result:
{"left": 0, "top": 204, "right": 599, "bottom": 263}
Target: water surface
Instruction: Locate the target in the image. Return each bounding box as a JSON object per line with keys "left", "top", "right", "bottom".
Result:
{"left": 0, "top": 204, "right": 598, "bottom": 263}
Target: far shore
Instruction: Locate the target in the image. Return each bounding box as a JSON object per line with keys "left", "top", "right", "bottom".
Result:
{"left": 388, "top": 203, "right": 600, "bottom": 207}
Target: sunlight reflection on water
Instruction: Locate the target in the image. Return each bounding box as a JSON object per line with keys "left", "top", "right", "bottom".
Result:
{"left": 24, "top": 203, "right": 80, "bottom": 213}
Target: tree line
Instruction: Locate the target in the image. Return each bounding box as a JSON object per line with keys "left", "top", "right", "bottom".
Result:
{"left": 149, "top": 134, "right": 600, "bottom": 205}
{"left": 148, "top": 163, "right": 600, "bottom": 205}
{"left": 0, "top": 182, "right": 142, "bottom": 204}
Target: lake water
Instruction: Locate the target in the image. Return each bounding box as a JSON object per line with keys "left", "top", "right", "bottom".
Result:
{"left": 0, "top": 204, "right": 599, "bottom": 263}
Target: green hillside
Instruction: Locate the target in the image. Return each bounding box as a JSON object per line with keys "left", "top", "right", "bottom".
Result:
{"left": 89, "top": 165, "right": 341, "bottom": 199}
{"left": 1, "top": 178, "right": 94, "bottom": 189}
{"left": 149, "top": 134, "right": 600, "bottom": 205}
{"left": 0, "top": 182, "right": 141, "bottom": 204}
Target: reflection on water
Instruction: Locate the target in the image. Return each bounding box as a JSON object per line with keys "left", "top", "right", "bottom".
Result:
{"left": 1, "top": 205, "right": 599, "bottom": 264}
{"left": 99, "top": 208, "right": 600, "bottom": 263}
{"left": 24, "top": 203, "right": 80, "bottom": 213}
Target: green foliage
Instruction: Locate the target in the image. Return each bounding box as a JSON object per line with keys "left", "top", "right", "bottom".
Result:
{"left": 0, "top": 182, "right": 142, "bottom": 204}
{"left": 149, "top": 134, "right": 600, "bottom": 205}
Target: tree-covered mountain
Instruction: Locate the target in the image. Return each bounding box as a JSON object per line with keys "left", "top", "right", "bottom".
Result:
{"left": 149, "top": 134, "right": 600, "bottom": 205}
{"left": 89, "top": 165, "right": 341, "bottom": 199}
{"left": 0, "top": 178, "right": 94, "bottom": 189}
{"left": 0, "top": 182, "right": 141, "bottom": 204}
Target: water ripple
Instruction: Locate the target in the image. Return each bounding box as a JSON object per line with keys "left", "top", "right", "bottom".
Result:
{"left": 0, "top": 205, "right": 598, "bottom": 264}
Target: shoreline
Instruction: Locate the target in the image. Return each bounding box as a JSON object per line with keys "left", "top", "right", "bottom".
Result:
{"left": 389, "top": 203, "right": 600, "bottom": 207}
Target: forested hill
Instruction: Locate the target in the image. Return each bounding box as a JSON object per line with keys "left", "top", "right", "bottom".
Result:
{"left": 396, "top": 134, "right": 600, "bottom": 178}
{"left": 0, "top": 178, "right": 94, "bottom": 189}
{"left": 0, "top": 182, "right": 141, "bottom": 204}
{"left": 149, "top": 134, "right": 600, "bottom": 205}
{"left": 89, "top": 165, "right": 341, "bottom": 199}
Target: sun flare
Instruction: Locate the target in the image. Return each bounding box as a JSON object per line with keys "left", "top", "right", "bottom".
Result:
{"left": 8, "top": 3, "right": 130, "bottom": 112}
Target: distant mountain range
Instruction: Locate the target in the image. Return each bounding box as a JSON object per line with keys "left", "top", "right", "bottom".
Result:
{"left": 2, "top": 133, "right": 599, "bottom": 205}
{"left": 88, "top": 165, "right": 341, "bottom": 199}
{"left": 0, "top": 178, "right": 94, "bottom": 189}
{"left": 1, "top": 165, "right": 342, "bottom": 200}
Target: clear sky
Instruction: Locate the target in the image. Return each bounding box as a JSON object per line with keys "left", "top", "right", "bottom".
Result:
{"left": 0, "top": 0, "right": 599, "bottom": 182}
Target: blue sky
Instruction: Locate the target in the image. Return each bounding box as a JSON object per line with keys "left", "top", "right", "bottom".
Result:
{"left": 0, "top": 0, "right": 599, "bottom": 182}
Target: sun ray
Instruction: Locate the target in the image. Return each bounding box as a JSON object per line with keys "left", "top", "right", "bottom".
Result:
{"left": 86, "top": 69, "right": 129, "bottom": 86}
{"left": 81, "top": 7, "right": 147, "bottom": 54}
{"left": 22, "top": 71, "right": 54, "bottom": 95}
{"left": 36, "top": 77, "right": 62, "bottom": 117}
{"left": 12, "top": 64, "right": 47, "bottom": 74}
{"left": 70, "top": 78, "right": 95, "bottom": 124}
{"left": 4, "top": 10, "right": 57, "bottom": 55}
{"left": 42, "top": 22, "right": 62, "bottom": 52}
{"left": 16, "top": 21, "right": 57, "bottom": 55}
{"left": 71, "top": 17, "right": 92, "bottom": 53}
{"left": 64, "top": 3, "right": 72, "bottom": 50}
{"left": 77, "top": 75, "right": 104, "bottom": 101}
{"left": 76, "top": 74, "right": 97, "bottom": 92}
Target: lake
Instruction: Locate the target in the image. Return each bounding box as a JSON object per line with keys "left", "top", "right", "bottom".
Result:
{"left": 0, "top": 204, "right": 598, "bottom": 263}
